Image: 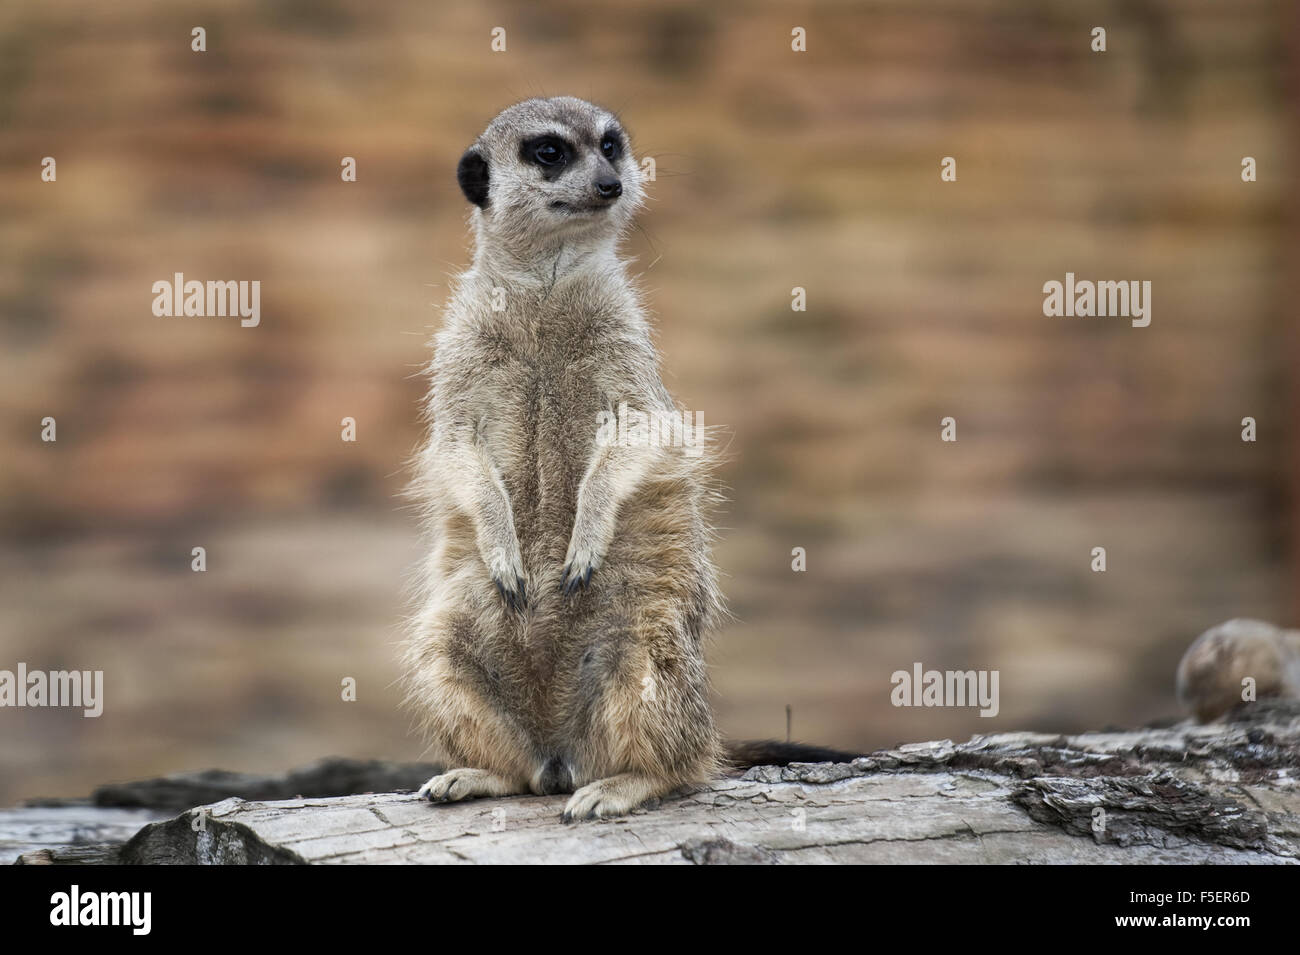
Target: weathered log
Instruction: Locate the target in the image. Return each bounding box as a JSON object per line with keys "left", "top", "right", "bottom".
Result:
{"left": 88, "top": 701, "right": 1300, "bottom": 864}
{"left": 2, "top": 806, "right": 166, "bottom": 866}
{"left": 6, "top": 758, "right": 439, "bottom": 865}
{"left": 10, "top": 703, "right": 1298, "bottom": 864}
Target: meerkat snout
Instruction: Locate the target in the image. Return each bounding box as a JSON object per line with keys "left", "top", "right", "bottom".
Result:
{"left": 594, "top": 174, "right": 622, "bottom": 200}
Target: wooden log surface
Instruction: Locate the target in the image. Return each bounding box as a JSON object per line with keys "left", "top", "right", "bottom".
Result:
{"left": 9, "top": 701, "right": 1297, "bottom": 865}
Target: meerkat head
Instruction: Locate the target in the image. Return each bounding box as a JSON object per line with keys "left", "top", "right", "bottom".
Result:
{"left": 456, "top": 97, "right": 644, "bottom": 257}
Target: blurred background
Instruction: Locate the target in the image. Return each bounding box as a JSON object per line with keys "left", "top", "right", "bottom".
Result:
{"left": 1, "top": 0, "right": 1295, "bottom": 805}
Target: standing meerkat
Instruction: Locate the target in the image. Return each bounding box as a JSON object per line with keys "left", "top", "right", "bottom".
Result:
{"left": 404, "top": 97, "right": 852, "bottom": 821}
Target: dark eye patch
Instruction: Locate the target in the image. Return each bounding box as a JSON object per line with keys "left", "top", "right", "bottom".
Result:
{"left": 520, "top": 135, "right": 573, "bottom": 179}
{"left": 599, "top": 127, "right": 625, "bottom": 162}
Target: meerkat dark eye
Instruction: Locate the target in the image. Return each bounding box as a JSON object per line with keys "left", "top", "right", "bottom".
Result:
{"left": 532, "top": 141, "right": 565, "bottom": 166}
{"left": 600, "top": 136, "right": 621, "bottom": 161}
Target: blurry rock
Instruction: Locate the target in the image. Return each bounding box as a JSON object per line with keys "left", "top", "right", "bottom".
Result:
{"left": 1176, "top": 619, "right": 1300, "bottom": 722}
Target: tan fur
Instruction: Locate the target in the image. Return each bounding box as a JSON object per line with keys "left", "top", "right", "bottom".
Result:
{"left": 1176, "top": 618, "right": 1300, "bottom": 722}
{"left": 402, "top": 98, "right": 725, "bottom": 820}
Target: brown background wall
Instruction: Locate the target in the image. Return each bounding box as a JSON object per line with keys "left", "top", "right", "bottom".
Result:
{"left": 0, "top": 0, "right": 1292, "bottom": 804}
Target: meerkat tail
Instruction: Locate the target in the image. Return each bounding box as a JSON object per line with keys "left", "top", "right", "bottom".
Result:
{"left": 723, "top": 739, "right": 862, "bottom": 768}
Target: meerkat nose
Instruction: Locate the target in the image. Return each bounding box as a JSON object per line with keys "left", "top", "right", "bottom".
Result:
{"left": 595, "top": 176, "right": 622, "bottom": 200}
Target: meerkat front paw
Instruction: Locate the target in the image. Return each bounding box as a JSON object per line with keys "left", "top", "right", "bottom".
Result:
{"left": 560, "top": 557, "right": 596, "bottom": 596}
{"left": 560, "top": 540, "right": 601, "bottom": 596}
{"left": 484, "top": 546, "right": 528, "bottom": 612}
{"left": 417, "top": 768, "right": 525, "bottom": 803}
{"left": 494, "top": 574, "right": 528, "bottom": 612}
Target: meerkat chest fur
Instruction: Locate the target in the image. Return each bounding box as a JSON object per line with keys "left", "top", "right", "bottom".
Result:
{"left": 406, "top": 97, "right": 724, "bottom": 819}
{"left": 433, "top": 265, "right": 662, "bottom": 549}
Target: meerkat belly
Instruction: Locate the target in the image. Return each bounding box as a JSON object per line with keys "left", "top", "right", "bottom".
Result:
{"left": 489, "top": 357, "right": 610, "bottom": 563}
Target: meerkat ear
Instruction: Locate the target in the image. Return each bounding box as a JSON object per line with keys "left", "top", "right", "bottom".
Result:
{"left": 457, "top": 148, "right": 490, "bottom": 208}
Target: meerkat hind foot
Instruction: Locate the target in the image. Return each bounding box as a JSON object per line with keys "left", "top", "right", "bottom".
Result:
{"left": 417, "top": 768, "right": 526, "bottom": 804}
{"left": 562, "top": 772, "right": 673, "bottom": 822}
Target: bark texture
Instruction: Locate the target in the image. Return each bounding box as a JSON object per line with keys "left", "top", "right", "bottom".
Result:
{"left": 11, "top": 704, "right": 1299, "bottom": 864}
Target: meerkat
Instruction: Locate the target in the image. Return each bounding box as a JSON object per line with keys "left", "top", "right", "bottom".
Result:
{"left": 1176, "top": 618, "right": 1300, "bottom": 722}
{"left": 402, "top": 97, "right": 852, "bottom": 821}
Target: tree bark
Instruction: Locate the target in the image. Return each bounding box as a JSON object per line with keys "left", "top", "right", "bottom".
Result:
{"left": 11, "top": 703, "right": 1299, "bottom": 865}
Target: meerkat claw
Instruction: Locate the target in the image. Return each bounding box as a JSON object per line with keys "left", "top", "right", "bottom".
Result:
{"left": 561, "top": 561, "right": 595, "bottom": 596}
{"left": 494, "top": 576, "right": 527, "bottom": 613}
